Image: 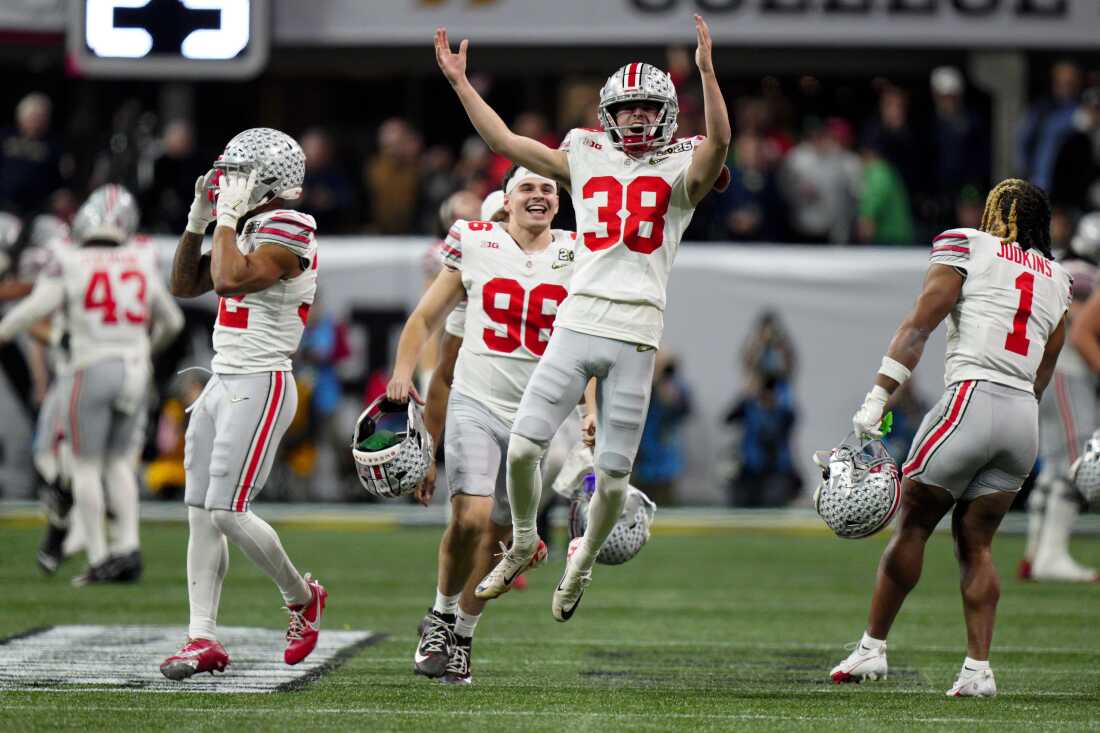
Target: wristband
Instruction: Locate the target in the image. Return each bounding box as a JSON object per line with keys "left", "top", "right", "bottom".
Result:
{"left": 878, "top": 356, "right": 911, "bottom": 385}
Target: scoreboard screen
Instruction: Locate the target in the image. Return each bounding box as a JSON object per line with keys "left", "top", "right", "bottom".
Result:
{"left": 68, "top": 0, "right": 270, "bottom": 79}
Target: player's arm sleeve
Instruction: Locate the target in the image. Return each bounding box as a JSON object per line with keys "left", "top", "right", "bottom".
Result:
{"left": 927, "top": 229, "right": 972, "bottom": 273}
{"left": 0, "top": 276, "right": 63, "bottom": 342}
{"left": 440, "top": 221, "right": 464, "bottom": 272}
{"left": 252, "top": 211, "right": 318, "bottom": 263}
{"left": 148, "top": 278, "right": 185, "bottom": 354}
{"left": 444, "top": 299, "right": 466, "bottom": 338}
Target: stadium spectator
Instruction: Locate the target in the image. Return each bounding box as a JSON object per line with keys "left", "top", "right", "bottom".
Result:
{"left": 301, "top": 127, "right": 357, "bottom": 233}
{"left": 724, "top": 375, "right": 799, "bottom": 508}
{"left": 364, "top": 117, "right": 423, "bottom": 233}
{"left": 862, "top": 85, "right": 925, "bottom": 209}
{"left": 486, "top": 112, "right": 556, "bottom": 186}
{"left": 954, "top": 185, "right": 984, "bottom": 231}
{"left": 858, "top": 133, "right": 915, "bottom": 245}
{"left": 779, "top": 117, "right": 859, "bottom": 244}
{"left": 299, "top": 297, "right": 353, "bottom": 498}
{"left": 1049, "top": 86, "right": 1100, "bottom": 214}
{"left": 929, "top": 67, "right": 989, "bottom": 231}
{"left": 742, "top": 309, "right": 796, "bottom": 390}
{"left": 418, "top": 145, "right": 460, "bottom": 234}
{"left": 139, "top": 119, "right": 203, "bottom": 233}
{"left": 0, "top": 93, "right": 65, "bottom": 215}
{"left": 1018, "top": 59, "right": 1083, "bottom": 193}
{"left": 714, "top": 132, "right": 785, "bottom": 242}
{"left": 632, "top": 352, "right": 692, "bottom": 506}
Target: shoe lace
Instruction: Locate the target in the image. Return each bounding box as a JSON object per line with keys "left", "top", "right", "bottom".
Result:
{"left": 446, "top": 641, "right": 470, "bottom": 676}
{"left": 285, "top": 606, "right": 308, "bottom": 642}
{"left": 420, "top": 615, "right": 453, "bottom": 655}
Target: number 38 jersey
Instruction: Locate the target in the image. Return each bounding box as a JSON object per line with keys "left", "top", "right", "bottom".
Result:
{"left": 555, "top": 128, "right": 701, "bottom": 348}
{"left": 212, "top": 209, "right": 318, "bottom": 374}
{"left": 930, "top": 227, "right": 1071, "bottom": 392}
{"left": 441, "top": 219, "right": 576, "bottom": 424}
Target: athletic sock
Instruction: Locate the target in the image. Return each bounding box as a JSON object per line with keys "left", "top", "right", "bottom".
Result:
{"left": 104, "top": 456, "right": 140, "bottom": 555}
{"left": 571, "top": 467, "right": 628, "bottom": 572}
{"left": 70, "top": 457, "right": 109, "bottom": 566}
{"left": 187, "top": 507, "right": 229, "bottom": 641}
{"left": 860, "top": 632, "right": 886, "bottom": 650}
{"left": 455, "top": 608, "right": 481, "bottom": 638}
{"left": 433, "top": 591, "right": 460, "bottom": 616}
{"left": 1024, "top": 478, "right": 1049, "bottom": 561}
{"left": 1034, "top": 482, "right": 1081, "bottom": 569}
{"left": 210, "top": 509, "right": 311, "bottom": 607}
{"left": 963, "top": 656, "right": 989, "bottom": 672}
{"left": 506, "top": 434, "right": 545, "bottom": 554}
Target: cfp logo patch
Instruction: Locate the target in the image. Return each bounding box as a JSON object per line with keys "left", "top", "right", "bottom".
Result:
{"left": 649, "top": 139, "right": 694, "bottom": 165}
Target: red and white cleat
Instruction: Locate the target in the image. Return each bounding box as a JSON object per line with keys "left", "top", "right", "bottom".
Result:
{"left": 160, "top": 638, "right": 230, "bottom": 680}
{"left": 284, "top": 573, "right": 327, "bottom": 665}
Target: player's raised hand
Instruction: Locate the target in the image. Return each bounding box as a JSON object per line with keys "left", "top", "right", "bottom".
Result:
{"left": 434, "top": 27, "right": 468, "bottom": 85}
{"left": 694, "top": 14, "right": 714, "bottom": 75}
{"left": 215, "top": 168, "right": 257, "bottom": 229}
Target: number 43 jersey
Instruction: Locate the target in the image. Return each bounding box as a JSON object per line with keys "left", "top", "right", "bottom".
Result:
{"left": 212, "top": 209, "right": 318, "bottom": 374}
{"left": 442, "top": 219, "right": 576, "bottom": 424}
{"left": 556, "top": 128, "right": 702, "bottom": 348}
{"left": 930, "top": 227, "right": 1071, "bottom": 392}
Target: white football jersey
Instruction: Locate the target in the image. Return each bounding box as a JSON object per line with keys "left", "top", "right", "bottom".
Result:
{"left": 931, "top": 228, "right": 1072, "bottom": 392}
{"left": 211, "top": 209, "right": 318, "bottom": 374}
{"left": 442, "top": 219, "right": 576, "bottom": 424}
{"left": 555, "top": 128, "right": 701, "bottom": 347}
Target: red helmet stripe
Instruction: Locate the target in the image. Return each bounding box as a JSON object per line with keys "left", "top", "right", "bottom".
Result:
{"left": 625, "top": 62, "right": 641, "bottom": 90}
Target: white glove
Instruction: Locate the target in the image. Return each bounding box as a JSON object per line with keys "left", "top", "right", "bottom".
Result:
{"left": 185, "top": 169, "right": 218, "bottom": 235}
{"left": 852, "top": 385, "right": 889, "bottom": 439}
{"left": 215, "top": 168, "right": 257, "bottom": 230}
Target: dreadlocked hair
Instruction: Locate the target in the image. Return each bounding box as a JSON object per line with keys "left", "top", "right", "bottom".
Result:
{"left": 980, "top": 178, "right": 1052, "bottom": 258}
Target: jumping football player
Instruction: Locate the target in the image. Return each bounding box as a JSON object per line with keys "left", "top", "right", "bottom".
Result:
{"left": 435, "top": 15, "right": 730, "bottom": 620}
{"left": 1019, "top": 258, "right": 1099, "bottom": 582}
{"left": 161, "top": 128, "right": 326, "bottom": 680}
{"left": 0, "top": 186, "right": 184, "bottom": 585}
{"left": 832, "top": 180, "right": 1071, "bottom": 697}
{"left": 386, "top": 169, "right": 586, "bottom": 684}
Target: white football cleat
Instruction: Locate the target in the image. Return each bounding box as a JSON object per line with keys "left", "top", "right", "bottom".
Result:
{"left": 1031, "top": 555, "right": 1100, "bottom": 583}
{"left": 947, "top": 666, "right": 997, "bottom": 697}
{"left": 552, "top": 539, "right": 592, "bottom": 622}
{"left": 830, "top": 640, "right": 888, "bottom": 683}
{"left": 474, "top": 539, "right": 545, "bottom": 600}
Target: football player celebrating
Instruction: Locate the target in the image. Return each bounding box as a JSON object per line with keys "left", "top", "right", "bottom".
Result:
{"left": 161, "top": 128, "right": 326, "bottom": 681}
{"left": 831, "top": 180, "right": 1071, "bottom": 697}
{"left": 0, "top": 186, "right": 184, "bottom": 585}
{"left": 385, "top": 169, "right": 581, "bottom": 685}
{"left": 435, "top": 15, "right": 730, "bottom": 620}
{"left": 1020, "top": 258, "right": 1099, "bottom": 582}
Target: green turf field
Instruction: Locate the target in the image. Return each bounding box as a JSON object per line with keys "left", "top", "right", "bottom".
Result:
{"left": 1, "top": 520, "right": 1098, "bottom": 731}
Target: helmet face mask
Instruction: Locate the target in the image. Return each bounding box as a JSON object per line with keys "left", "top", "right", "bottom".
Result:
{"left": 814, "top": 436, "right": 901, "bottom": 539}
{"left": 71, "top": 184, "right": 139, "bottom": 246}
{"left": 214, "top": 127, "right": 305, "bottom": 212}
{"left": 598, "top": 62, "right": 679, "bottom": 156}
{"left": 351, "top": 396, "right": 434, "bottom": 499}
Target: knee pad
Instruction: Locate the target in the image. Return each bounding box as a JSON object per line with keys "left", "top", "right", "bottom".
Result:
{"left": 596, "top": 451, "right": 631, "bottom": 479}
{"left": 508, "top": 433, "right": 546, "bottom": 469}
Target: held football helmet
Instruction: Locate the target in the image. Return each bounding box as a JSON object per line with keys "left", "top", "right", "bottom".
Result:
{"left": 1071, "top": 429, "right": 1100, "bottom": 505}
{"left": 351, "top": 396, "right": 434, "bottom": 499}
{"left": 813, "top": 435, "right": 902, "bottom": 539}
{"left": 597, "top": 62, "right": 678, "bottom": 156}
{"left": 214, "top": 127, "right": 305, "bottom": 210}
{"left": 1071, "top": 212, "right": 1100, "bottom": 261}
{"left": 71, "top": 184, "right": 139, "bottom": 245}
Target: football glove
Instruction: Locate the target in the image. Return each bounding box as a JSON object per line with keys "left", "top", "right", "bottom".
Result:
{"left": 185, "top": 169, "right": 219, "bottom": 235}
{"left": 852, "top": 385, "right": 889, "bottom": 439}
{"left": 215, "top": 168, "right": 257, "bottom": 230}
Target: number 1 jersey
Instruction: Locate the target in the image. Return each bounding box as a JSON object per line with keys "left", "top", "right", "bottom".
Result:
{"left": 211, "top": 209, "right": 318, "bottom": 374}
{"left": 930, "top": 227, "right": 1071, "bottom": 392}
{"left": 441, "top": 219, "right": 576, "bottom": 424}
{"left": 556, "top": 128, "right": 701, "bottom": 348}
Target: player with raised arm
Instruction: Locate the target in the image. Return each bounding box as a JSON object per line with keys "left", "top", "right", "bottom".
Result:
{"left": 830, "top": 180, "right": 1071, "bottom": 697}
{"left": 160, "top": 128, "right": 327, "bottom": 681}
{"left": 0, "top": 186, "right": 184, "bottom": 585}
{"left": 435, "top": 15, "right": 730, "bottom": 620}
{"left": 386, "top": 169, "right": 584, "bottom": 685}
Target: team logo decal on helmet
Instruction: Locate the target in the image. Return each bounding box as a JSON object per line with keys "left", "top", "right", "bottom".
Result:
{"left": 1071, "top": 429, "right": 1100, "bottom": 506}
{"left": 598, "top": 62, "right": 679, "bottom": 156}
{"left": 351, "top": 396, "right": 434, "bottom": 499}
{"left": 71, "top": 184, "right": 140, "bottom": 245}
{"left": 813, "top": 436, "right": 901, "bottom": 539}
{"left": 214, "top": 127, "right": 305, "bottom": 210}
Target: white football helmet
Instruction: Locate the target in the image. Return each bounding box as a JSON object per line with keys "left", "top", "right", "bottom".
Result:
{"left": 814, "top": 436, "right": 902, "bottom": 539}
{"left": 71, "top": 184, "right": 139, "bottom": 245}
{"left": 351, "top": 396, "right": 434, "bottom": 499}
{"left": 1071, "top": 212, "right": 1100, "bottom": 262}
{"left": 1071, "top": 429, "right": 1100, "bottom": 505}
{"left": 597, "top": 62, "right": 678, "bottom": 156}
{"left": 215, "top": 127, "right": 305, "bottom": 210}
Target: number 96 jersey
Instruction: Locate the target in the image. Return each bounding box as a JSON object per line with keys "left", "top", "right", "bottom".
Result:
{"left": 931, "top": 227, "right": 1072, "bottom": 392}
{"left": 211, "top": 209, "right": 317, "bottom": 374}
{"left": 441, "top": 219, "right": 576, "bottom": 424}
{"left": 555, "top": 128, "right": 701, "bottom": 348}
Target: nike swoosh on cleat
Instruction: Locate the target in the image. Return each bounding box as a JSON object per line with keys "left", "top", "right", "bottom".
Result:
{"left": 555, "top": 580, "right": 584, "bottom": 621}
